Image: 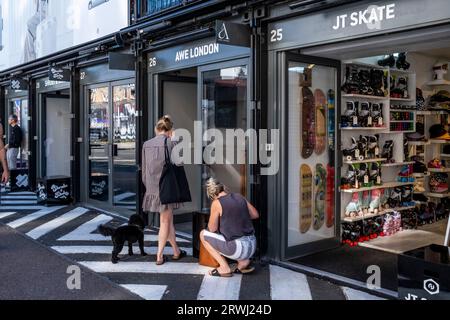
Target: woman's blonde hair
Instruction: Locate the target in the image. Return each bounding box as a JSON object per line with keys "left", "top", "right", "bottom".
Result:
{"left": 155, "top": 115, "right": 173, "bottom": 133}
{"left": 206, "top": 178, "right": 226, "bottom": 200}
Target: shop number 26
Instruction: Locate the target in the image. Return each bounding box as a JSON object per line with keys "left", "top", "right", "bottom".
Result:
{"left": 270, "top": 29, "right": 283, "bottom": 42}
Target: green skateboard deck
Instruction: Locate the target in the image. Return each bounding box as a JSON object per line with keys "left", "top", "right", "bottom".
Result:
{"left": 300, "top": 164, "right": 313, "bottom": 234}
{"left": 314, "top": 164, "right": 327, "bottom": 231}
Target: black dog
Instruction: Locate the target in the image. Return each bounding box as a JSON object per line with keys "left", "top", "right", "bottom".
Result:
{"left": 97, "top": 214, "right": 147, "bottom": 264}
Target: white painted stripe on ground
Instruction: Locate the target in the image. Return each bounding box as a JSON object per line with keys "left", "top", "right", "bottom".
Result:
{"left": 52, "top": 246, "right": 193, "bottom": 256}
{"left": 113, "top": 192, "right": 136, "bottom": 202}
{"left": 26, "top": 207, "right": 89, "bottom": 239}
{"left": 269, "top": 265, "right": 312, "bottom": 300}
{"left": 0, "top": 212, "right": 16, "bottom": 219}
{"left": 0, "top": 206, "right": 47, "bottom": 210}
{"left": 4, "top": 192, "right": 36, "bottom": 195}
{"left": 1, "top": 196, "right": 37, "bottom": 200}
{"left": 342, "top": 287, "right": 385, "bottom": 300}
{"left": 58, "top": 214, "right": 189, "bottom": 243}
{"left": 197, "top": 274, "right": 243, "bottom": 300}
{"left": 58, "top": 214, "right": 113, "bottom": 241}
{"left": 80, "top": 261, "right": 210, "bottom": 275}
{"left": 0, "top": 200, "right": 37, "bottom": 205}
{"left": 7, "top": 206, "right": 66, "bottom": 229}
{"left": 121, "top": 284, "right": 167, "bottom": 300}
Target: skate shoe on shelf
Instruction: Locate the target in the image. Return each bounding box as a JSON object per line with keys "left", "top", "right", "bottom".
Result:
{"left": 341, "top": 101, "right": 359, "bottom": 127}
{"left": 371, "top": 103, "right": 384, "bottom": 127}
{"left": 429, "top": 173, "right": 449, "bottom": 193}
{"left": 341, "top": 165, "right": 358, "bottom": 189}
{"left": 369, "top": 189, "right": 381, "bottom": 214}
{"left": 358, "top": 102, "right": 371, "bottom": 127}
{"left": 378, "top": 54, "right": 396, "bottom": 68}
{"left": 342, "top": 137, "right": 364, "bottom": 161}
{"left": 396, "top": 52, "right": 411, "bottom": 70}
{"left": 381, "top": 140, "right": 394, "bottom": 163}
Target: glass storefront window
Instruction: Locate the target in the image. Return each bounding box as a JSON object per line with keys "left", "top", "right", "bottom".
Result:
{"left": 201, "top": 66, "right": 248, "bottom": 211}
{"left": 137, "top": 0, "right": 190, "bottom": 18}
{"left": 287, "top": 61, "right": 337, "bottom": 248}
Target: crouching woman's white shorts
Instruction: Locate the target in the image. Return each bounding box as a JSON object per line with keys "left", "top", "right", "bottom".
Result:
{"left": 203, "top": 230, "right": 257, "bottom": 261}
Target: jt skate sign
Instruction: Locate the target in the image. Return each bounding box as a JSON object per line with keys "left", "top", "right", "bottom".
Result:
{"left": 267, "top": 0, "right": 450, "bottom": 50}
{"left": 332, "top": 4, "right": 396, "bottom": 31}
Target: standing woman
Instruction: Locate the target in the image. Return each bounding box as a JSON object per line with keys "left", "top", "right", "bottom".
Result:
{"left": 142, "top": 115, "right": 187, "bottom": 265}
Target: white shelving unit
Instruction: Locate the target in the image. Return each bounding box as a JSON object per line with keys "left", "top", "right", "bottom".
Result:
{"left": 343, "top": 158, "right": 387, "bottom": 165}
{"left": 341, "top": 181, "right": 414, "bottom": 193}
{"left": 340, "top": 61, "right": 418, "bottom": 223}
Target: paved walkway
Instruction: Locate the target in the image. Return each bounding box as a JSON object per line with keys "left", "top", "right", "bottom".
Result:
{"left": 0, "top": 191, "right": 384, "bottom": 300}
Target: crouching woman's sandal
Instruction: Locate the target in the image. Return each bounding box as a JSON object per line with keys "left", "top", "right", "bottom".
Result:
{"left": 209, "top": 269, "right": 232, "bottom": 278}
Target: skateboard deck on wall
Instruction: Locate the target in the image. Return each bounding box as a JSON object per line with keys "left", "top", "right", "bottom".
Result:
{"left": 326, "top": 165, "right": 335, "bottom": 228}
{"left": 314, "top": 89, "right": 327, "bottom": 155}
{"left": 300, "top": 164, "right": 313, "bottom": 234}
{"left": 326, "top": 89, "right": 336, "bottom": 228}
{"left": 301, "top": 87, "right": 315, "bottom": 159}
{"left": 314, "top": 164, "right": 327, "bottom": 231}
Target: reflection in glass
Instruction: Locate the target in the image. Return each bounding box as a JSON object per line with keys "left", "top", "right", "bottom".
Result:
{"left": 287, "top": 61, "right": 336, "bottom": 247}
{"left": 9, "top": 99, "right": 29, "bottom": 169}
{"left": 201, "top": 66, "right": 248, "bottom": 211}
{"left": 112, "top": 84, "right": 137, "bottom": 210}
{"left": 89, "top": 87, "right": 109, "bottom": 203}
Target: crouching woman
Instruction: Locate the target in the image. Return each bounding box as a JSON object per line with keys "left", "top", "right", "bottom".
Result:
{"left": 200, "top": 178, "right": 260, "bottom": 277}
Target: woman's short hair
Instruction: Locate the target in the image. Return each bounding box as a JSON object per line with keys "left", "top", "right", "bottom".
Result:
{"left": 206, "top": 177, "right": 226, "bottom": 200}
{"left": 155, "top": 115, "right": 173, "bottom": 132}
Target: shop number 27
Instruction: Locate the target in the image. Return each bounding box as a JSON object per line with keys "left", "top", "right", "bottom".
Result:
{"left": 270, "top": 29, "right": 283, "bottom": 42}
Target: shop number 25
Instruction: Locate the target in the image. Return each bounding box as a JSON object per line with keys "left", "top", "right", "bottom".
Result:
{"left": 270, "top": 29, "right": 283, "bottom": 42}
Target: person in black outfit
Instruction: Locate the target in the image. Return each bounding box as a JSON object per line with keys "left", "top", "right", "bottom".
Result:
{"left": 5, "top": 115, "right": 23, "bottom": 170}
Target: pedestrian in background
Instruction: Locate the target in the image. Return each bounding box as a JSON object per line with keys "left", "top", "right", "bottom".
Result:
{"left": 6, "top": 114, "right": 23, "bottom": 170}
{"left": 142, "top": 115, "right": 187, "bottom": 266}
{"left": 200, "top": 178, "right": 259, "bottom": 277}
{"left": 0, "top": 122, "right": 10, "bottom": 184}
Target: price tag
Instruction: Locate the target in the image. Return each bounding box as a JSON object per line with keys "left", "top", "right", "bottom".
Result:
{"left": 378, "top": 117, "right": 383, "bottom": 126}
{"left": 377, "top": 176, "right": 381, "bottom": 185}
{"left": 353, "top": 116, "right": 358, "bottom": 126}
{"left": 364, "top": 175, "right": 369, "bottom": 184}
{"left": 375, "top": 147, "right": 380, "bottom": 156}
{"left": 355, "top": 149, "right": 360, "bottom": 158}
{"left": 367, "top": 116, "right": 373, "bottom": 126}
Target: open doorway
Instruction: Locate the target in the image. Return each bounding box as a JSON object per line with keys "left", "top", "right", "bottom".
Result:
{"left": 156, "top": 62, "right": 250, "bottom": 235}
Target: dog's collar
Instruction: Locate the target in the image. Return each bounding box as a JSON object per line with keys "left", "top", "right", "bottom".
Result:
{"left": 129, "top": 223, "right": 143, "bottom": 230}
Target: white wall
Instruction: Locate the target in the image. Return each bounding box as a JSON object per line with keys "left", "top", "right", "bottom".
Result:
{"left": 0, "top": 0, "right": 128, "bottom": 71}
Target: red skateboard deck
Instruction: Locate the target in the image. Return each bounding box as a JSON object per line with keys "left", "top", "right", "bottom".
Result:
{"left": 300, "top": 164, "right": 313, "bottom": 234}
{"left": 314, "top": 89, "right": 327, "bottom": 155}
{"left": 301, "top": 87, "right": 315, "bottom": 159}
{"left": 326, "top": 165, "right": 335, "bottom": 228}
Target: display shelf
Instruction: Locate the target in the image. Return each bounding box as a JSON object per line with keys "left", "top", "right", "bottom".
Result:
{"left": 424, "top": 192, "right": 450, "bottom": 198}
{"left": 407, "top": 140, "right": 430, "bottom": 146}
{"left": 416, "top": 110, "right": 449, "bottom": 115}
{"left": 390, "top": 120, "right": 415, "bottom": 123}
{"left": 342, "top": 94, "right": 388, "bottom": 100}
{"left": 428, "top": 168, "right": 450, "bottom": 173}
{"left": 382, "top": 161, "right": 414, "bottom": 167}
{"left": 440, "top": 154, "right": 450, "bottom": 158}
{"left": 342, "top": 205, "right": 416, "bottom": 222}
{"left": 343, "top": 61, "right": 387, "bottom": 70}
{"left": 390, "top": 97, "right": 414, "bottom": 102}
{"left": 344, "top": 158, "right": 387, "bottom": 164}
{"left": 341, "top": 181, "right": 415, "bottom": 193}
{"left": 341, "top": 126, "right": 387, "bottom": 131}
{"left": 430, "top": 139, "right": 450, "bottom": 144}
{"left": 412, "top": 172, "right": 430, "bottom": 178}
{"left": 390, "top": 68, "right": 414, "bottom": 74}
